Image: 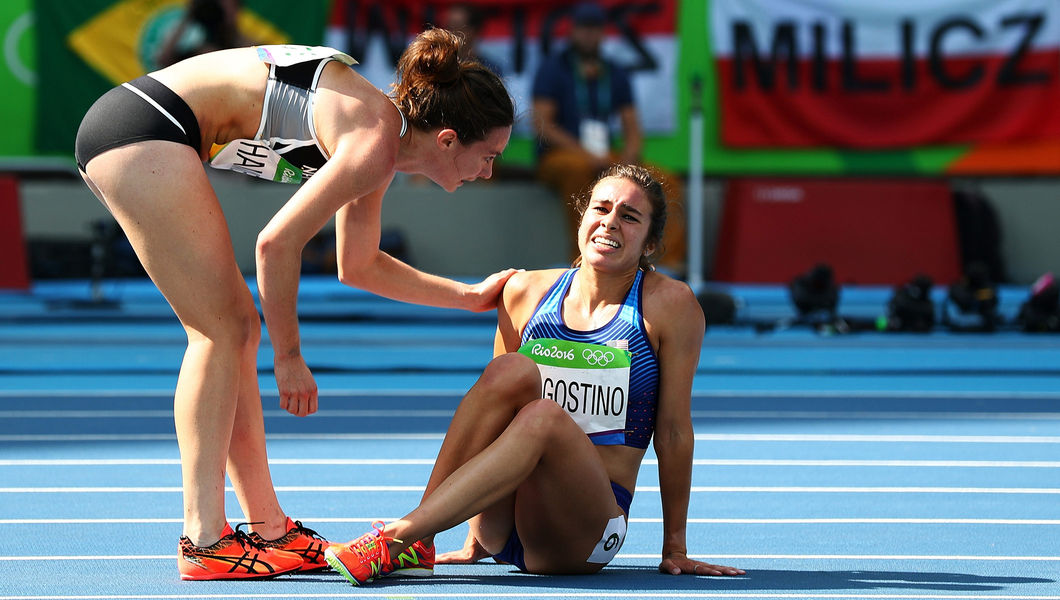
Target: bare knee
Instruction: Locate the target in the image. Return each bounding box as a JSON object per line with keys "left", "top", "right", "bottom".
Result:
{"left": 476, "top": 353, "right": 542, "bottom": 406}
{"left": 510, "top": 398, "right": 570, "bottom": 443}
{"left": 185, "top": 301, "right": 261, "bottom": 354}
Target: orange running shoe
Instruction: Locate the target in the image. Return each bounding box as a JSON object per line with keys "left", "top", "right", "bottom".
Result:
{"left": 251, "top": 517, "right": 330, "bottom": 572}
{"left": 385, "top": 539, "right": 435, "bottom": 578}
{"left": 324, "top": 521, "right": 397, "bottom": 585}
{"left": 178, "top": 523, "right": 304, "bottom": 581}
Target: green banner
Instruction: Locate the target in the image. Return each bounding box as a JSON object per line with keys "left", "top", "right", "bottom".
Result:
{"left": 33, "top": 0, "right": 328, "bottom": 157}
{"left": 0, "top": 0, "right": 36, "bottom": 158}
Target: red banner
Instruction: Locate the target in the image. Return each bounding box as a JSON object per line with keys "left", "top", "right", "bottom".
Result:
{"left": 713, "top": 178, "right": 961, "bottom": 285}
{"left": 711, "top": 0, "right": 1060, "bottom": 149}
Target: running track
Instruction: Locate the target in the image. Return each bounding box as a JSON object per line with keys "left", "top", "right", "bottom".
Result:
{"left": 0, "top": 277, "right": 1057, "bottom": 599}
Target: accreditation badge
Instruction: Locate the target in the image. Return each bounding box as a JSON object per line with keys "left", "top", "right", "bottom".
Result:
{"left": 518, "top": 338, "right": 631, "bottom": 445}
{"left": 579, "top": 118, "right": 611, "bottom": 158}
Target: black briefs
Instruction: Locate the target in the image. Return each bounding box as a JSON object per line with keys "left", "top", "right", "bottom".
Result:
{"left": 74, "top": 75, "right": 202, "bottom": 171}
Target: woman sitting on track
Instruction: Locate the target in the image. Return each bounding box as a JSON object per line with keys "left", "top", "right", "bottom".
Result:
{"left": 74, "top": 29, "right": 516, "bottom": 580}
{"left": 325, "top": 164, "right": 746, "bottom": 583}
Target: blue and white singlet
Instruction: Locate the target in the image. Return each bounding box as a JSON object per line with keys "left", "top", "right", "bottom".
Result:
{"left": 520, "top": 268, "right": 660, "bottom": 449}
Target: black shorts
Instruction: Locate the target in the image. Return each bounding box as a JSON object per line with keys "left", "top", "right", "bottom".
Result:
{"left": 74, "top": 75, "right": 202, "bottom": 171}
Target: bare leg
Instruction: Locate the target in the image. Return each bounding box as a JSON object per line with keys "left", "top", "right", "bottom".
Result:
{"left": 227, "top": 326, "right": 288, "bottom": 539}
{"left": 410, "top": 353, "right": 541, "bottom": 547}
{"left": 82, "top": 142, "right": 276, "bottom": 546}
{"left": 384, "top": 398, "right": 622, "bottom": 574}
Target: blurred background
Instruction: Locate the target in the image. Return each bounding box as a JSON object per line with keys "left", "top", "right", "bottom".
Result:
{"left": 1, "top": 0, "right": 1058, "bottom": 313}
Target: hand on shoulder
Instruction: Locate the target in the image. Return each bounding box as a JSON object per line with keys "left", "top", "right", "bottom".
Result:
{"left": 501, "top": 268, "right": 565, "bottom": 311}
{"left": 496, "top": 268, "right": 566, "bottom": 349}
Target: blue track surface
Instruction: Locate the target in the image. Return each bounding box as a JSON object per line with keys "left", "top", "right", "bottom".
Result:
{"left": 1, "top": 277, "right": 1058, "bottom": 599}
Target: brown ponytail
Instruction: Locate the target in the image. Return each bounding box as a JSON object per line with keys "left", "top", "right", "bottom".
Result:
{"left": 393, "top": 28, "right": 514, "bottom": 143}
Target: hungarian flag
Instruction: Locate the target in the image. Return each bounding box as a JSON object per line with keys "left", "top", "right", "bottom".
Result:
{"left": 711, "top": 0, "right": 1060, "bottom": 149}
{"left": 35, "top": 0, "right": 328, "bottom": 156}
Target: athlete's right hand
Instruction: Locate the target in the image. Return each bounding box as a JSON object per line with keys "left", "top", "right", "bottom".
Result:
{"left": 436, "top": 531, "right": 491, "bottom": 564}
{"left": 274, "top": 355, "right": 318, "bottom": 417}
{"left": 463, "top": 268, "right": 522, "bottom": 312}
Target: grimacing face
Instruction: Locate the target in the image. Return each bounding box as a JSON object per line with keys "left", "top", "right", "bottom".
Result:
{"left": 578, "top": 177, "right": 655, "bottom": 271}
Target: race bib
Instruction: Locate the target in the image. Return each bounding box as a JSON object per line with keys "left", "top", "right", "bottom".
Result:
{"left": 207, "top": 140, "right": 304, "bottom": 183}
{"left": 255, "top": 45, "right": 357, "bottom": 67}
{"left": 587, "top": 514, "right": 627, "bottom": 564}
{"left": 518, "top": 338, "right": 631, "bottom": 445}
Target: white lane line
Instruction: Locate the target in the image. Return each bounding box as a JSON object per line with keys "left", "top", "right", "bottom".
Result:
{"left": 0, "top": 409, "right": 456, "bottom": 418}
{"left": 1, "top": 486, "right": 1058, "bottom": 494}
{"left": 2, "top": 517, "right": 1060, "bottom": 525}
{"left": 0, "top": 593, "right": 1056, "bottom": 600}
{"left": 696, "top": 434, "right": 1060, "bottom": 443}
{"left": 680, "top": 459, "right": 1060, "bottom": 468}
{"left": 0, "top": 458, "right": 436, "bottom": 466}
{"left": 3, "top": 388, "right": 1059, "bottom": 399}
{"left": 2, "top": 433, "right": 1059, "bottom": 443}
{"left": 690, "top": 410, "right": 1060, "bottom": 421}
{"left": 1, "top": 595, "right": 1060, "bottom": 600}
{"left": 0, "top": 486, "right": 421, "bottom": 493}
{"left": 1, "top": 458, "right": 1057, "bottom": 468}
{"left": 1, "top": 553, "right": 1059, "bottom": 563}
{"left": 0, "top": 433, "right": 446, "bottom": 442}
{"left": 5, "top": 409, "right": 1059, "bottom": 421}
{"left": 0, "top": 389, "right": 467, "bottom": 398}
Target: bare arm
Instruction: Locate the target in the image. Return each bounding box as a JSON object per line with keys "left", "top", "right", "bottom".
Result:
{"left": 256, "top": 135, "right": 395, "bottom": 416}
{"left": 335, "top": 194, "right": 517, "bottom": 313}
{"left": 532, "top": 98, "right": 609, "bottom": 169}
{"left": 650, "top": 279, "right": 744, "bottom": 577}
{"left": 532, "top": 98, "right": 582, "bottom": 152}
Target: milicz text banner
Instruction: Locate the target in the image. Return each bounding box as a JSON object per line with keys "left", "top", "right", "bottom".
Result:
{"left": 325, "top": 0, "right": 678, "bottom": 134}
{"left": 711, "top": 0, "right": 1060, "bottom": 149}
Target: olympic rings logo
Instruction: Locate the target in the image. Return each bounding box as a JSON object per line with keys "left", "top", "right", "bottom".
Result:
{"left": 582, "top": 348, "right": 615, "bottom": 366}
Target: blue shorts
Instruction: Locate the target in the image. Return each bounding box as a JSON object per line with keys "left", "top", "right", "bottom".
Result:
{"left": 492, "top": 481, "right": 633, "bottom": 572}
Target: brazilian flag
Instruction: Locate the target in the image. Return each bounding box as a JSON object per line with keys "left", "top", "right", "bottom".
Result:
{"left": 35, "top": 0, "right": 328, "bottom": 157}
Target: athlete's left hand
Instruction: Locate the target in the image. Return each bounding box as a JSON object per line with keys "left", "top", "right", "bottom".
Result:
{"left": 275, "top": 354, "right": 318, "bottom": 417}
{"left": 659, "top": 552, "right": 745, "bottom": 576}
{"left": 463, "top": 268, "right": 521, "bottom": 312}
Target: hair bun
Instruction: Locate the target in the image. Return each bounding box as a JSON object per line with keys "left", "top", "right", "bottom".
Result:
{"left": 393, "top": 27, "right": 514, "bottom": 143}
{"left": 406, "top": 27, "right": 462, "bottom": 86}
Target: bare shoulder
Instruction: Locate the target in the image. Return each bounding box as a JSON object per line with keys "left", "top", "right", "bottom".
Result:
{"left": 152, "top": 47, "right": 261, "bottom": 90}
{"left": 503, "top": 268, "right": 565, "bottom": 307}
{"left": 642, "top": 271, "right": 700, "bottom": 314}
{"left": 501, "top": 268, "right": 565, "bottom": 326}
{"left": 641, "top": 271, "right": 704, "bottom": 342}
{"left": 315, "top": 65, "right": 401, "bottom": 164}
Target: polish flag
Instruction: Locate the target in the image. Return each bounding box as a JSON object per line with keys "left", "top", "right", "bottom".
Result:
{"left": 711, "top": 0, "right": 1060, "bottom": 149}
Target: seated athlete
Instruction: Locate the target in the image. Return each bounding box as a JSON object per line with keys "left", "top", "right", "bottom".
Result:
{"left": 325, "top": 164, "right": 746, "bottom": 583}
